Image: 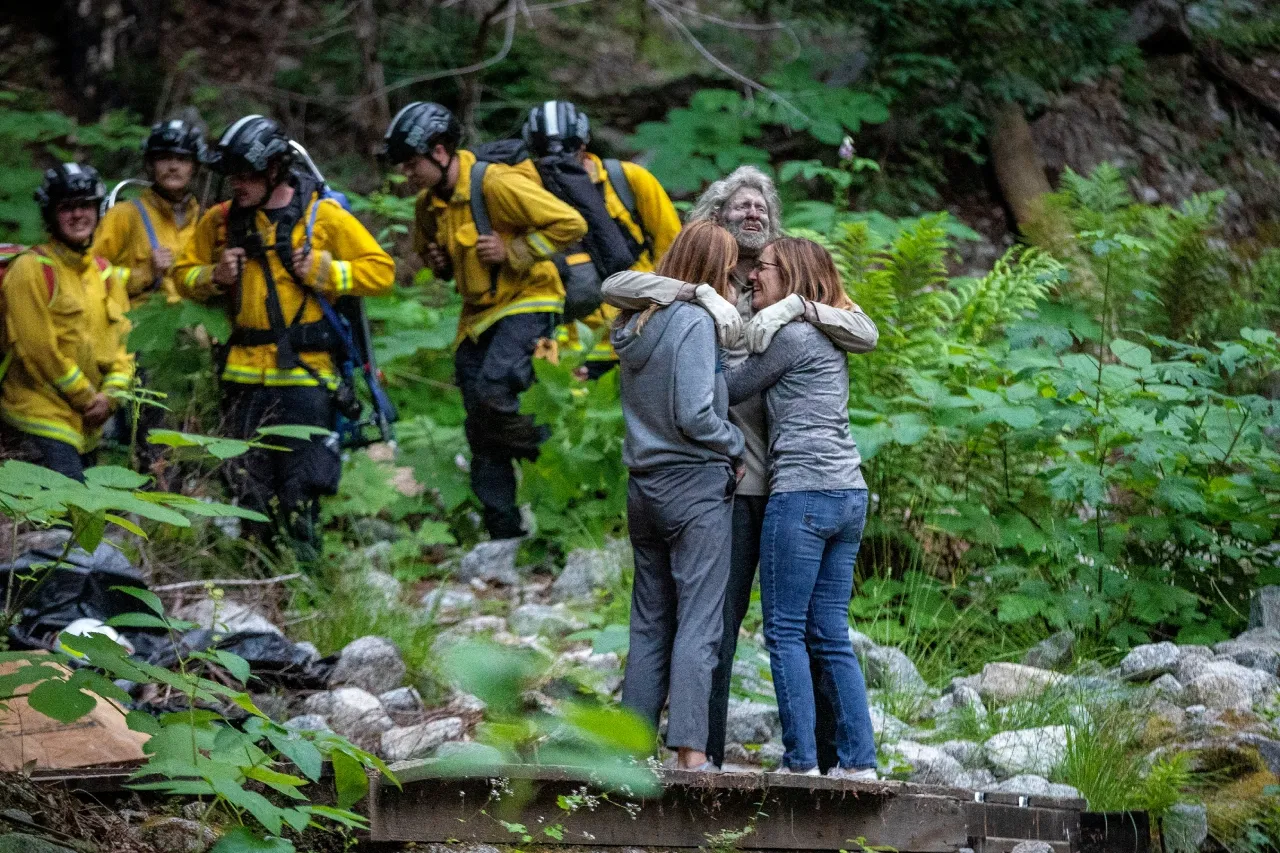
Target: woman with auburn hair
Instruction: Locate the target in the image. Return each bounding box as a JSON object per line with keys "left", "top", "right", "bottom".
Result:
{"left": 609, "top": 220, "right": 745, "bottom": 771}
{"left": 723, "top": 236, "right": 877, "bottom": 779}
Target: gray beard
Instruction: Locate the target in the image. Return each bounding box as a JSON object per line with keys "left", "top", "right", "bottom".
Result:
{"left": 724, "top": 220, "right": 769, "bottom": 252}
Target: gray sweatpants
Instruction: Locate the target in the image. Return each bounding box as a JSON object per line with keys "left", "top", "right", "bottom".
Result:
{"left": 621, "top": 464, "right": 734, "bottom": 751}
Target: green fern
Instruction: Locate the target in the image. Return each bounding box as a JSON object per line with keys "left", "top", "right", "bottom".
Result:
{"left": 950, "top": 246, "right": 1064, "bottom": 343}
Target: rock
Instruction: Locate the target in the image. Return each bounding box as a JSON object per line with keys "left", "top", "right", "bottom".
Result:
{"left": 302, "top": 687, "right": 394, "bottom": 744}
{"left": 508, "top": 603, "right": 585, "bottom": 638}
{"left": 757, "top": 741, "right": 785, "bottom": 767}
{"left": 1010, "top": 841, "right": 1055, "bottom": 853}
{"left": 1119, "top": 642, "right": 1180, "bottom": 681}
{"left": 1214, "top": 628, "right": 1280, "bottom": 675}
{"left": 985, "top": 774, "right": 1055, "bottom": 796}
{"left": 1022, "top": 631, "right": 1075, "bottom": 671}
{"left": 1148, "top": 674, "right": 1184, "bottom": 702}
{"left": 849, "top": 628, "right": 876, "bottom": 656}
{"left": 726, "top": 700, "right": 781, "bottom": 744}
{"left": 870, "top": 706, "right": 909, "bottom": 740}
{"left": 1163, "top": 803, "right": 1209, "bottom": 853}
{"left": 1185, "top": 670, "right": 1252, "bottom": 710}
{"left": 458, "top": 539, "right": 522, "bottom": 586}
{"left": 134, "top": 817, "right": 217, "bottom": 853}
{"left": 865, "top": 647, "right": 927, "bottom": 694}
{"left": 958, "top": 768, "right": 997, "bottom": 788}
{"left": 433, "top": 740, "right": 506, "bottom": 769}
{"left": 284, "top": 713, "right": 331, "bottom": 732}
{"left": 978, "top": 663, "right": 1067, "bottom": 704}
{"left": 379, "top": 686, "right": 424, "bottom": 717}
{"left": 420, "top": 586, "right": 477, "bottom": 622}
{"left": 927, "top": 693, "right": 957, "bottom": 720}
{"left": 557, "top": 648, "right": 623, "bottom": 694}
{"left": 949, "top": 684, "right": 989, "bottom": 720}
{"left": 0, "top": 835, "right": 75, "bottom": 853}
{"left": 940, "top": 739, "right": 983, "bottom": 767}
{"left": 250, "top": 692, "right": 290, "bottom": 721}
{"left": 176, "top": 598, "right": 283, "bottom": 637}
{"left": 1250, "top": 586, "right": 1280, "bottom": 631}
{"left": 294, "top": 641, "right": 320, "bottom": 662}
{"left": 550, "top": 542, "right": 627, "bottom": 603}
{"left": 1175, "top": 654, "right": 1213, "bottom": 686}
{"left": 983, "top": 726, "right": 1070, "bottom": 778}
{"left": 420, "top": 845, "right": 502, "bottom": 853}
{"left": 889, "top": 740, "right": 966, "bottom": 786}
{"left": 352, "top": 517, "right": 402, "bottom": 543}
{"left": 328, "top": 636, "right": 406, "bottom": 695}
{"left": 381, "top": 717, "right": 466, "bottom": 762}
{"left": 360, "top": 568, "right": 402, "bottom": 605}
{"left": 447, "top": 691, "right": 488, "bottom": 716}
{"left": 1239, "top": 734, "right": 1280, "bottom": 777}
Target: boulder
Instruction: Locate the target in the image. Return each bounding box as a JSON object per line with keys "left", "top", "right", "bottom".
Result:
{"left": 978, "top": 663, "right": 1066, "bottom": 704}
{"left": 381, "top": 717, "right": 466, "bottom": 762}
{"left": 458, "top": 539, "right": 522, "bottom": 586}
{"left": 939, "top": 739, "right": 983, "bottom": 767}
{"left": 352, "top": 517, "right": 402, "bottom": 544}
{"left": 176, "top": 598, "right": 282, "bottom": 637}
{"left": 359, "top": 568, "right": 402, "bottom": 605}
{"left": 865, "top": 647, "right": 927, "bottom": 694}
{"left": 508, "top": 603, "right": 585, "bottom": 638}
{"left": 1022, "top": 631, "right": 1075, "bottom": 671}
{"left": 302, "top": 687, "right": 394, "bottom": 744}
{"left": 284, "top": 713, "right": 332, "bottom": 732}
{"left": 1010, "top": 842, "right": 1055, "bottom": 853}
{"left": 1214, "top": 628, "right": 1280, "bottom": 675}
{"left": 557, "top": 649, "right": 624, "bottom": 694}
{"left": 550, "top": 542, "right": 627, "bottom": 602}
{"left": 982, "top": 726, "right": 1069, "bottom": 778}
{"left": 870, "top": 706, "right": 909, "bottom": 741}
{"left": 134, "top": 818, "right": 216, "bottom": 853}
{"left": 294, "top": 641, "right": 320, "bottom": 662}
{"left": 985, "top": 774, "right": 1080, "bottom": 800}
{"left": 1119, "top": 642, "right": 1180, "bottom": 681}
{"left": 420, "top": 586, "right": 478, "bottom": 623}
{"left": 1163, "top": 803, "right": 1209, "bottom": 853}
{"left": 957, "top": 768, "right": 997, "bottom": 788}
{"left": 1148, "top": 674, "right": 1184, "bottom": 702}
{"left": 328, "top": 636, "right": 406, "bottom": 695}
{"left": 725, "top": 700, "right": 781, "bottom": 744}
{"left": 1249, "top": 586, "right": 1280, "bottom": 631}
{"left": 849, "top": 628, "right": 876, "bottom": 656}
{"left": 889, "top": 740, "right": 966, "bottom": 787}
{"left": 379, "top": 686, "right": 425, "bottom": 717}
{"left": 0, "top": 834, "right": 76, "bottom": 853}
{"left": 1185, "top": 670, "right": 1252, "bottom": 710}
{"left": 1187, "top": 659, "right": 1276, "bottom": 708}
{"left": 433, "top": 740, "right": 506, "bottom": 770}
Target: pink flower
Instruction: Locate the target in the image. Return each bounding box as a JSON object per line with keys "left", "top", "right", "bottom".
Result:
{"left": 838, "top": 135, "right": 855, "bottom": 162}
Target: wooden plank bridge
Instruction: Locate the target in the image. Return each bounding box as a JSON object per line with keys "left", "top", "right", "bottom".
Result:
{"left": 368, "top": 763, "right": 1153, "bottom": 853}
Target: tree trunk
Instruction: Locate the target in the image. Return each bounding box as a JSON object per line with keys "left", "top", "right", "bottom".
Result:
{"left": 353, "top": 0, "right": 391, "bottom": 157}
{"left": 457, "top": 0, "right": 509, "bottom": 141}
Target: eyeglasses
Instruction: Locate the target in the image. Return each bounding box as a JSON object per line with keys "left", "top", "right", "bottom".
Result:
{"left": 753, "top": 260, "right": 779, "bottom": 272}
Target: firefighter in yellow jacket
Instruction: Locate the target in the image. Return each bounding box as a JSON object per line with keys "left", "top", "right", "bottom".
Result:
{"left": 381, "top": 102, "right": 587, "bottom": 540}
{"left": 521, "top": 101, "right": 681, "bottom": 379}
{"left": 1, "top": 164, "right": 133, "bottom": 481}
{"left": 93, "top": 120, "right": 206, "bottom": 307}
{"left": 173, "top": 116, "right": 395, "bottom": 557}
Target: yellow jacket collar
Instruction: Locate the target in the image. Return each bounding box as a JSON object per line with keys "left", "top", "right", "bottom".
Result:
{"left": 45, "top": 240, "right": 92, "bottom": 272}
{"left": 444, "top": 149, "right": 479, "bottom": 206}
{"left": 142, "top": 186, "right": 199, "bottom": 222}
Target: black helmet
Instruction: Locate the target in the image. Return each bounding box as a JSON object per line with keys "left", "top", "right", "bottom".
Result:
{"left": 522, "top": 100, "right": 590, "bottom": 156}
{"left": 207, "top": 115, "right": 292, "bottom": 176}
{"left": 380, "top": 102, "right": 461, "bottom": 168}
{"left": 34, "top": 162, "right": 106, "bottom": 221}
{"left": 143, "top": 119, "right": 207, "bottom": 161}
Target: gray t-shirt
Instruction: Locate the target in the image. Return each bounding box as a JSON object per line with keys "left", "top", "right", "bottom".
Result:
{"left": 723, "top": 322, "right": 865, "bottom": 494}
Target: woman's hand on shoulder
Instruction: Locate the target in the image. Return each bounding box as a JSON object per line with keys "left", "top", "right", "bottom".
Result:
{"left": 693, "top": 283, "right": 743, "bottom": 346}
{"left": 745, "top": 293, "right": 804, "bottom": 353}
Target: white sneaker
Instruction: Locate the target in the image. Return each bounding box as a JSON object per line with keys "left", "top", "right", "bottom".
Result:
{"left": 828, "top": 767, "right": 879, "bottom": 781}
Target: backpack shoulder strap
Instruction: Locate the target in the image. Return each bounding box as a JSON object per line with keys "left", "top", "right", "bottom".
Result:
{"left": 27, "top": 248, "right": 58, "bottom": 303}
{"left": 470, "top": 161, "right": 492, "bottom": 236}
{"left": 469, "top": 161, "right": 502, "bottom": 296}
{"left": 131, "top": 198, "right": 160, "bottom": 252}
{"left": 604, "top": 159, "right": 640, "bottom": 226}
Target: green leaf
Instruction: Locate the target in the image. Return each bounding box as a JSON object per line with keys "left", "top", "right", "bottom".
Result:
{"left": 27, "top": 678, "right": 96, "bottom": 722}
{"left": 331, "top": 749, "right": 369, "bottom": 810}
{"left": 106, "top": 612, "right": 172, "bottom": 630}
{"left": 209, "top": 650, "right": 252, "bottom": 685}
{"left": 210, "top": 827, "right": 295, "bottom": 853}
{"left": 84, "top": 466, "right": 150, "bottom": 490}
{"left": 105, "top": 513, "right": 148, "bottom": 538}
{"left": 591, "top": 623, "right": 631, "bottom": 655}
{"left": 255, "top": 424, "right": 331, "bottom": 440}
{"left": 111, "top": 586, "right": 166, "bottom": 615}
{"left": 265, "top": 728, "right": 323, "bottom": 781}
{"left": 70, "top": 505, "right": 106, "bottom": 553}
{"left": 1110, "top": 339, "right": 1152, "bottom": 368}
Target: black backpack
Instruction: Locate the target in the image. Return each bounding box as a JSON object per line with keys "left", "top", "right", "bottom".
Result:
{"left": 470, "top": 141, "right": 638, "bottom": 322}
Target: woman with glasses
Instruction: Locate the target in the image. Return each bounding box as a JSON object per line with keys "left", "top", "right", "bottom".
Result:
{"left": 723, "top": 237, "right": 877, "bottom": 779}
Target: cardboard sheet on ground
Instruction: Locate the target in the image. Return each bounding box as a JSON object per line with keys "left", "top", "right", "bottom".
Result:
{"left": 0, "top": 654, "right": 148, "bottom": 772}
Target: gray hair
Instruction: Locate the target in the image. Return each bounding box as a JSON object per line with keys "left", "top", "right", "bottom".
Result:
{"left": 686, "top": 164, "right": 783, "bottom": 241}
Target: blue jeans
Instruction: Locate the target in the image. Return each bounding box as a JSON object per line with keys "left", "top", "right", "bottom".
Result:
{"left": 760, "top": 488, "right": 876, "bottom": 771}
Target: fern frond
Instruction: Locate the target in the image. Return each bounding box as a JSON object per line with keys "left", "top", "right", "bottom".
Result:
{"left": 952, "top": 247, "right": 1064, "bottom": 343}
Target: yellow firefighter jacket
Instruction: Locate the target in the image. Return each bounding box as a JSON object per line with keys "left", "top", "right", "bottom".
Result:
{"left": 412, "top": 149, "right": 588, "bottom": 346}
{"left": 545, "top": 153, "right": 681, "bottom": 364}
{"left": 0, "top": 243, "right": 134, "bottom": 451}
{"left": 173, "top": 187, "right": 395, "bottom": 388}
{"left": 92, "top": 187, "right": 199, "bottom": 307}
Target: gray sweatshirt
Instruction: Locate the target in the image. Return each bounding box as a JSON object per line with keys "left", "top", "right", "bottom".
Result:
{"left": 602, "top": 270, "right": 877, "bottom": 495}
{"left": 723, "top": 322, "right": 865, "bottom": 494}
{"left": 612, "top": 301, "right": 745, "bottom": 474}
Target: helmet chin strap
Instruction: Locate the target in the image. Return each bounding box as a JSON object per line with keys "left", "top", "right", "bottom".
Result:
{"left": 428, "top": 150, "right": 456, "bottom": 199}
